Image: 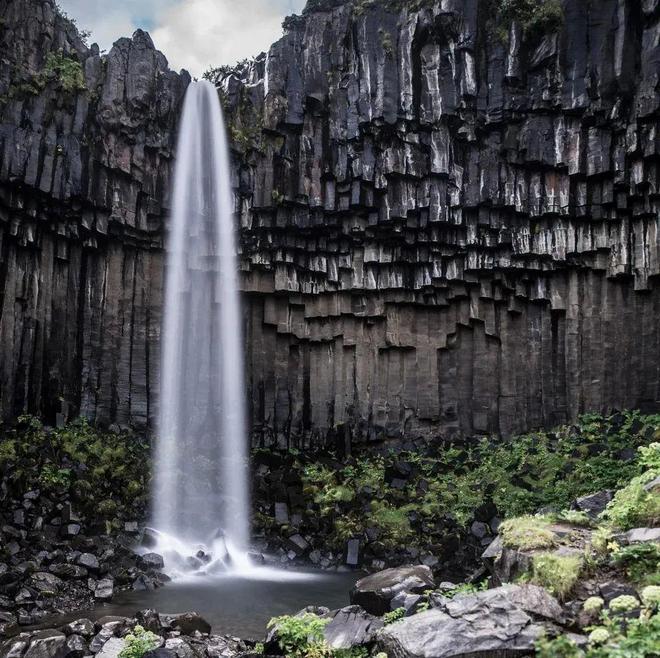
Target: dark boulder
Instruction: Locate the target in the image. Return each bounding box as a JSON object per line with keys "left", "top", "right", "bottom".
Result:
{"left": 350, "top": 566, "right": 435, "bottom": 615}
{"left": 23, "top": 630, "right": 67, "bottom": 658}
{"left": 162, "top": 612, "right": 211, "bottom": 635}
{"left": 63, "top": 619, "right": 95, "bottom": 638}
{"left": 323, "top": 606, "right": 384, "bottom": 650}
{"left": 139, "top": 553, "right": 165, "bottom": 570}
{"left": 572, "top": 491, "right": 613, "bottom": 518}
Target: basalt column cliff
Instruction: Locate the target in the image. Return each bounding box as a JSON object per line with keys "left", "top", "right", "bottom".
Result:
{"left": 0, "top": 0, "right": 659, "bottom": 447}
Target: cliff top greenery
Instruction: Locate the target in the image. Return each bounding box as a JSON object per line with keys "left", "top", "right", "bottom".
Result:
{"left": 301, "top": 0, "right": 565, "bottom": 36}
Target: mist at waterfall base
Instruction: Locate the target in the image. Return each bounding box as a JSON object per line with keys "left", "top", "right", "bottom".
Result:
{"left": 147, "top": 79, "right": 274, "bottom": 580}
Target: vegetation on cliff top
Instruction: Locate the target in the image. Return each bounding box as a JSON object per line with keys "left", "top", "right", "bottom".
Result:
{"left": 4, "top": 49, "right": 86, "bottom": 102}
{"left": 300, "top": 0, "right": 565, "bottom": 40}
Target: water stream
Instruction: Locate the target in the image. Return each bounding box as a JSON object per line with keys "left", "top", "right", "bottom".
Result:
{"left": 151, "top": 79, "right": 250, "bottom": 575}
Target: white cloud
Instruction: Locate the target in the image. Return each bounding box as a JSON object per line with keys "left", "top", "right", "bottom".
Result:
{"left": 57, "top": 0, "right": 306, "bottom": 75}
{"left": 150, "top": 0, "right": 305, "bottom": 76}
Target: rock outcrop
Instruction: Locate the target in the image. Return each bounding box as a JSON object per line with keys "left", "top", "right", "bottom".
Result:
{"left": 0, "top": 0, "right": 187, "bottom": 429}
{"left": 0, "top": 0, "right": 659, "bottom": 445}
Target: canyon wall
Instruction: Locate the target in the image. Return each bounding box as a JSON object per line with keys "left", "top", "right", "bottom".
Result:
{"left": 0, "top": 0, "right": 659, "bottom": 448}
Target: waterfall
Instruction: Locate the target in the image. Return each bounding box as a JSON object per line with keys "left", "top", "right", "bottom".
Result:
{"left": 151, "top": 80, "right": 250, "bottom": 575}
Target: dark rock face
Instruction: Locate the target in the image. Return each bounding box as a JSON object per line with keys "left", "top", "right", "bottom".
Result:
{"left": 323, "top": 605, "right": 384, "bottom": 650}
{"left": 227, "top": 0, "right": 660, "bottom": 446}
{"left": 0, "top": 0, "right": 187, "bottom": 429}
{"left": 1, "top": 0, "right": 659, "bottom": 445}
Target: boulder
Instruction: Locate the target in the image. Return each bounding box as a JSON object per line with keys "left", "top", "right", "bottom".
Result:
{"left": 377, "top": 586, "right": 560, "bottom": 658}
{"left": 96, "top": 637, "right": 126, "bottom": 658}
{"left": 351, "top": 566, "right": 435, "bottom": 615}
{"left": 285, "top": 534, "right": 310, "bottom": 555}
{"left": 144, "top": 650, "right": 177, "bottom": 658}
{"left": 93, "top": 579, "right": 114, "bottom": 600}
{"left": 615, "top": 528, "right": 660, "bottom": 545}
{"left": 64, "top": 634, "right": 87, "bottom": 657}
{"left": 23, "top": 630, "right": 67, "bottom": 658}
{"left": 435, "top": 585, "right": 564, "bottom": 624}
{"left": 164, "top": 638, "right": 198, "bottom": 658}
{"left": 31, "top": 572, "right": 63, "bottom": 594}
{"left": 573, "top": 491, "right": 613, "bottom": 518}
{"left": 0, "top": 634, "right": 31, "bottom": 657}
{"left": 76, "top": 553, "right": 100, "bottom": 571}
{"left": 323, "top": 606, "right": 384, "bottom": 650}
{"left": 139, "top": 553, "right": 165, "bottom": 570}
{"left": 48, "top": 563, "right": 87, "bottom": 579}
{"left": 162, "top": 612, "right": 211, "bottom": 635}
{"left": 63, "top": 619, "right": 95, "bottom": 637}
{"left": 345, "top": 539, "right": 360, "bottom": 567}
{"left": 0, "top": 611, "right": 18, "bottom": 637}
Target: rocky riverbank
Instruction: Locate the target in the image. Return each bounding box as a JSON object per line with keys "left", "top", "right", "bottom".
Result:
{"left": 0, "top": 411, "right": 658, "bottom": 643}
{"left": 0, "top": 418, "right": 170, "bottom": 630}
{"left": 2, "top": 437, "right": 658, "bottom": 657}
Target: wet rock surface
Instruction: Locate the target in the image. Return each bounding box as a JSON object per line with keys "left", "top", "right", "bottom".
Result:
{"left": 350, "top": 566, "right": 435, "bottom": 615}
{"left": 0, "top": 484, "right": 167, "bottom": 633}
{"left": 0, "top": 0, "right": 658, "bottom": 445}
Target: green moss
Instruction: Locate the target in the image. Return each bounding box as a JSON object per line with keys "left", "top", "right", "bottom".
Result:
{"left": 258, "top": 411, "right": 659, "bottom": 556}
{"left": 499, "top": 515, "right": 558, "bottom": 550}
{"left": 370, "top": 501, "right": 414, "bottom": 544}
{"left": 0, "top": 416, "right": 149, "bottom": 523}
{"left": 554, "top": 510, "right": 594, "bottom": 527}
{"left": 526, "top": 552, "right": 584, "bottom": 599}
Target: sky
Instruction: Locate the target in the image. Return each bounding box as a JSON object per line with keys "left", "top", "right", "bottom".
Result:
{"left": 58, "top": 0, "right": 306, "bottom": 77}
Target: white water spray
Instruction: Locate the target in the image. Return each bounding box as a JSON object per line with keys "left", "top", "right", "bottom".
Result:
{"left": 151, "top": 80, "right": 249, "bottom": 575}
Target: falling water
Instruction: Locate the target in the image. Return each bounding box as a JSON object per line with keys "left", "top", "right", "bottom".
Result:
{"left": 151, "top": 80, "right": 249, "bottom": 575}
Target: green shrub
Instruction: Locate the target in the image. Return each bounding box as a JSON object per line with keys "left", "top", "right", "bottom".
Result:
{"left": 602, "top": 471, "right": 660, "bottom": 530}
{"left": 612, "top": 543, "right": 660, "bottom": 586}
{"left": 609, "top": 595, "right": 640, "bottom": 613}
{"left": 267, "top": 613, "right": 330, "bottom": 658}
{"left": 383, "top": 608, "right": 405, "bottom": 625}
{"left": 583, "top": 597, "right": 605, "bottom": 613}
{"left": 641, "top": 586, "right": 660, "bottom": 607}
{"left": 38, "top": 464, "right": 72, "bottom": 489}
{"left": 537, "top": 611, "right": 660, "bottom": 657}
{"left": 536, "top": 634, "right": 583, "bottom": 658}
{"left": 444, "top": 580, "right": 489, "bottom": 599}
{"left": 34, "top": 51, "right": 86, "bottom": 94}
{"left": 118, "top": 625, "right": 160, "bottom": 658}
{"left": 525, "top": 552, "right": 583, "bottom": 599}
{"left": 261, "top": 411, "right": 659, "bottom": 555}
